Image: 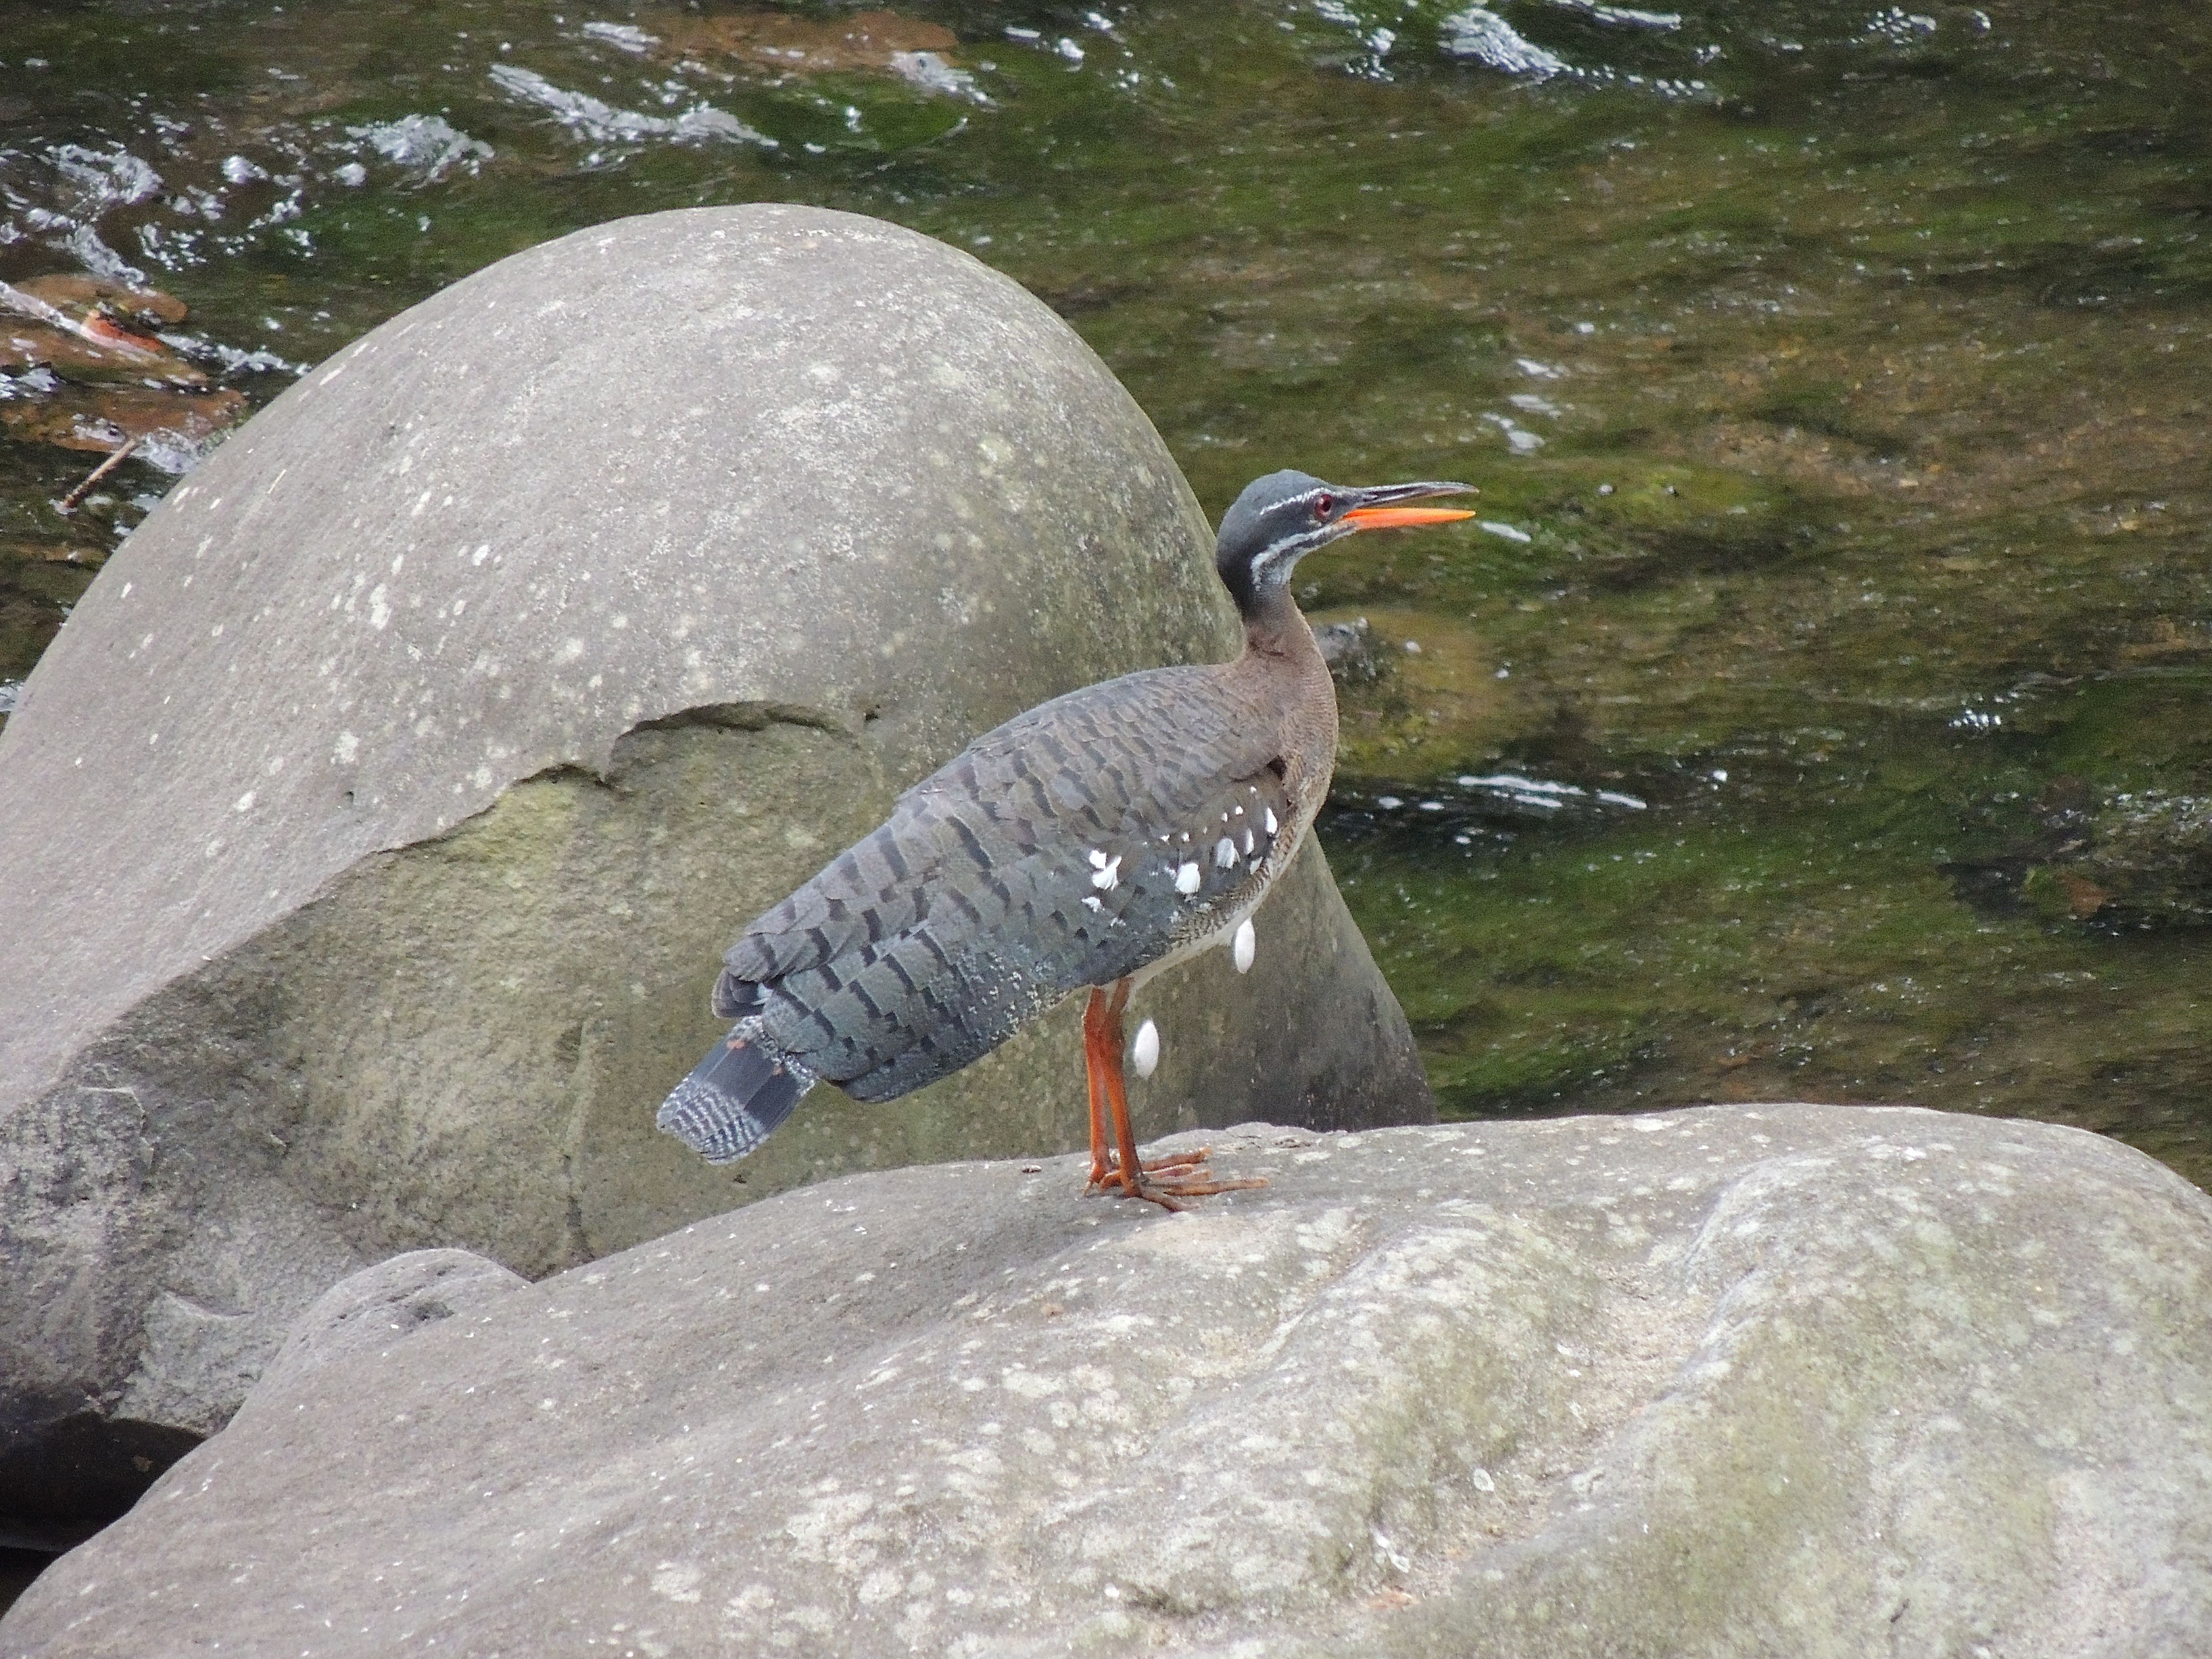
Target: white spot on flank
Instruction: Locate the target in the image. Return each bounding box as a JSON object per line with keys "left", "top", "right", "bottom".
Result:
{"left": 1264, "top": 807, "right": 1279, "bottom": 834}
{"left": 1090, "top": 855, "right": 1121, "bottom": 890}
{"left": 1131, "top": 1019, "right": 1160, "bottom": 1078}
{"left": 1242, "top": 828, "right": 1255, "bottom": 855}
{"left": 1233, "top": 917, "right": 1256, "bottom": 973}
{"left": 1174, "top": 861, "right": 1201, "bottom": 895}
{"left": 1082, "top": 895, "right": 1103, "bottom": 912}
{"left": 1214, "top": 837, "right": 1237, "bottom": 868}
{"left": 1087, "top": 848, "right": 1108, "bottom": 868}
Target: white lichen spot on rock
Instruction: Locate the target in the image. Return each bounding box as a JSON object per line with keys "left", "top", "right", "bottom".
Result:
{"left": 782, "top": 1488, "right": 878, "bottom": 1570}
{"left": 650, "top": 1562, "right": 704, "bottom": 1603}
{"left": 367, "top": 585, "right": 391, "bottom": 630}
{"left": 999, "top": 1367, "right": 1062, "bottom": 1400}
{"left": 233, "top": 791, "right": 255, "bottom": 813}
{"left": 333, "top": 730, "right": 359, "bottom": 764}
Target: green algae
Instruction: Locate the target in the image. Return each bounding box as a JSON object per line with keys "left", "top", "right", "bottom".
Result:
{"left": 3, "top": 0, "right": 2212, "bottom": 1185}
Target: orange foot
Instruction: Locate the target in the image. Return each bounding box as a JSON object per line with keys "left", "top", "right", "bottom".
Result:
{"left": 1086, "top": 1146, "right": 1209, "bottom": 1190}
{"left": 1091, "top": 1149, "right": 1269, "bottom": 1212}
{"left": 1082, "top": 982, "right": 1267, "bottom": 1211}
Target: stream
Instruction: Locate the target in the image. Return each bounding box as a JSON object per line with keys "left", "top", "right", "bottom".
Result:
{"left": 4, "top": 0, "right": 2210, "bottom": 1198}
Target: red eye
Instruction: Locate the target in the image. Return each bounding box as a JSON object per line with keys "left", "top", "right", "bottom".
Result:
{"left": 1313, "top": 493, "right": 1334, "bottom": 519}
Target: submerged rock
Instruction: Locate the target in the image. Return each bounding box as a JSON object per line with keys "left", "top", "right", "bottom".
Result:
{"left": 5, "top": 1105, "right": 2207, "bottom": 1656}
{"left": 1313, "top": 614, "right": 1393, "bottom": 686}
{"left": 0, "top": 275, "right": 241, "bottom": 456}
{"left": 0, "top": 204, "right": 1429, "bottom": 1542}
{"left": 2065, "top": 789, "right": 2212, "bottom": 925}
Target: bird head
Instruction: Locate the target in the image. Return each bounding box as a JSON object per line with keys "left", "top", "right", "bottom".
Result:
{"left": 1214, "top": 470, "right": 1475, "bottom": 619}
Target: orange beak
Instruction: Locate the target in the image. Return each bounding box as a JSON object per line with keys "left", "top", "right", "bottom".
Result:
{"left": 1341, "top": 505, "right": 1478, "bottom": 532}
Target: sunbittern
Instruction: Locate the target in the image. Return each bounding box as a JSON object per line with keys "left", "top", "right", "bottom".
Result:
{"left": 658, "top": 470, "right": 1474, "bottom": 1208}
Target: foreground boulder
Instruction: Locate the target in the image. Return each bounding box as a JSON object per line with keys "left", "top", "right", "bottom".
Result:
{"left": 0, "top": 203, "right": 1429, "bottom": 1544}
{"left": 6, "top": 1104, "right": 2208, "bottom": 1656}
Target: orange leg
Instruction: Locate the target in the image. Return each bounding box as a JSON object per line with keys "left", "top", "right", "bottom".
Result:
{"left": 1082, "top": 980, "right": 1268, "bottom": 1210}
{"left": 1083, "top": 988, "right": 1115, "bottom": 1189}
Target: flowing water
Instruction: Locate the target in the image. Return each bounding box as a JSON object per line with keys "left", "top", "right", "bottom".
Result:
{"left": 4, "top": 0, "right": 2212, "bottom": 1199}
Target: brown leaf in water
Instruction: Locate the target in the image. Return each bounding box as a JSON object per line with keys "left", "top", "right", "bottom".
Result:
{"left": 13, "top": 273, "right": 190, "bottom": 329}
{"left": 0, "top": 384, "right": 247, "bottom": 453}
{"left": 1, "top": 322, "right": 207, "bottom": 389}
{"left": 2056, "top": 871, "right": 2112, "bottom": 918}
{"left": 2, "top": 540, "right": 105, "bottom": 567}
{"left": 2118, "top": 615, "right": 2205, "bottom": 661}
{"left": 652, "top": 8, "right": 958, "bottom": 74}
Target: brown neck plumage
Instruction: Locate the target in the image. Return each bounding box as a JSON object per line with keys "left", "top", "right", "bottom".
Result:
{"left": 1240, "top": 586, "right": 1321, "bottom": 662}
{"left": 1229, "top": 588, "right": 1339, "bottom": 801}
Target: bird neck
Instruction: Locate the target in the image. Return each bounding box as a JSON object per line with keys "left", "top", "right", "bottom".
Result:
{"left": 1239, "top": 586, "right": 1322, "bottom": 666}
{"left": 1230, "top": 584, "right": 1340, "bottom": 816}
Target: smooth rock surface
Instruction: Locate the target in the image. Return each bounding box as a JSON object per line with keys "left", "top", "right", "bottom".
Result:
{"left": 0, "top": 204, "right": 1430, "bottom": 1537}
{"left": 7, "top": 1105, "right": 2209, "bottom": 1658}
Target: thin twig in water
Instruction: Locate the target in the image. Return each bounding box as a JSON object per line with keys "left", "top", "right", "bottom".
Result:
{"left": 57, "top": 435, "right": 141, "bottom": 515}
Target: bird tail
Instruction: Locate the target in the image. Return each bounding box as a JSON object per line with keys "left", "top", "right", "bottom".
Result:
{"left": 656, "top": 1023, "right": 818, "bottom": 1164}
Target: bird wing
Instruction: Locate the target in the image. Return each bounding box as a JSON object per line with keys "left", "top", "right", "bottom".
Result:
{"left": 715, "top": 665, "right": 1298, "bottom": 1102}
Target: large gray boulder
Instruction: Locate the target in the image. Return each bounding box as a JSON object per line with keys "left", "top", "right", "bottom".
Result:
{"left": 5, "top": 1104, "right": 2207, "bottom": 1657}
{"left": 0, "top": 204, "right": 1430, "bottom": 1545}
